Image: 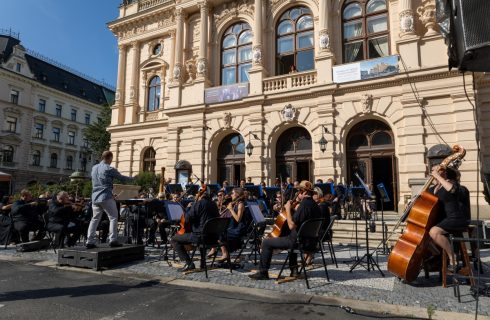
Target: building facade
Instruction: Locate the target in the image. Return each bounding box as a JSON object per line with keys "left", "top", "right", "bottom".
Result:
{"left": 108, "top": 0, "right": 490, "bottom": 215}
{"left": 0, "top": 32, "right": 115, "bottom": 191}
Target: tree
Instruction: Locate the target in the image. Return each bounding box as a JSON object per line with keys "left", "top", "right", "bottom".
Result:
{"left": 83, "top": 103, "right": 111, "bottom": 161}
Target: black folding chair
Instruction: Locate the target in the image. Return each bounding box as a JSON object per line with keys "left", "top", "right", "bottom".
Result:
{"left": 277, "top": 218, "right": 329, "bottom": 289}
{"left": 1, "top": 213, "right": 13, "bottom": 249}
{"left": 189, "top": 217, "right": 232, "bottom": 278}
{"left": 42, "top": 212, "right": 57, "bottom": 254}
{"left": 320, "top": 216, "right": 338, "bottom": 268}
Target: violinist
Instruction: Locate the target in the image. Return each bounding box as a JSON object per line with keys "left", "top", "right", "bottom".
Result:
{"left": 11, "top": 189, "right": 45, "bottom": 243}
{"left": 171, "top": 185, "right": 219, "bottom": 272}
{"left": 209, "top": 188, "right": 250, "bottom": 262}
{"left": 249, "top": 180, "right": 321, "bottom": 280}
{"left": 428, "top": 164, "right": 470, "bottom": 272}
{"left": 47, "top": 191, "right": 82, "bottom": 248}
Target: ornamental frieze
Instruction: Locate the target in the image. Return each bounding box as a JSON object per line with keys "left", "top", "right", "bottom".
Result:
{"left": 213, "top": 0, "right": 254, "bottom": 27}
{"left": 114, "top": 9, "right": 175, "bottom": 40}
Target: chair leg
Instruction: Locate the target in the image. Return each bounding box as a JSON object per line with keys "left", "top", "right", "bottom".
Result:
{"left": 200, "top": 246, "right": 208, "bottom": 278}
{"left": 328, "top": 240, "right": 338, "bottom": 268}
{"left": 277, "top": 252, "right": 290, "bottom": 279}
{"left": 225, "top": 243, "right": 232, "bottom": 274}
{"left": 299, "top": 249, "right": 310, "bottom": 289}
{"left": 318, "top": 243, "right": 330, "bottom": 281}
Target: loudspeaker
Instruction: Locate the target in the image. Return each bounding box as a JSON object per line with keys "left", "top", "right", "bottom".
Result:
{"left": 448, "top": 0, "right": 490, "bottom": 71}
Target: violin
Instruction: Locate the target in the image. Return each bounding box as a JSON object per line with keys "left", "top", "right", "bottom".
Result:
{"left": 178, "top": 183, "right": 206, "bottom": 235}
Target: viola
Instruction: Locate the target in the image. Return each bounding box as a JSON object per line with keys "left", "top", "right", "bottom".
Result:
{"left": 178, "top": 183, "right": 206, "bottom": 235}
{"left": 387, "top": 145, "right": 466, "bottom": 282}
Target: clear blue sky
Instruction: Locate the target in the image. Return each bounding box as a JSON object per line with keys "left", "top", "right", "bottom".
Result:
{"left": 1, "top": 0, "right": 121, "bottom": 88}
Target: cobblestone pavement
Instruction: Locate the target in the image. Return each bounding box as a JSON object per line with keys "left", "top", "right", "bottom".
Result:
{"left": 1, "top": 243, "right": 489, "bottom": 317}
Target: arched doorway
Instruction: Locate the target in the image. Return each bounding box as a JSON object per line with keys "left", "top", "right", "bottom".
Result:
{"left": 346, "top": 119, "right": 397, "bottom": 210}
{"left": 217, "top": 133, "right": 245, "bottom": 185}
{"left": 276, "top": 127, "right": 312, "bottom": 182}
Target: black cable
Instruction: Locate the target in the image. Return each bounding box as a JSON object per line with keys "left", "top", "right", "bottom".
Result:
{"left": 464, "top": 71, "right": 482, "bottom": 320}
{"left": 399, "top": 57, "right": 449, "bottom": 146}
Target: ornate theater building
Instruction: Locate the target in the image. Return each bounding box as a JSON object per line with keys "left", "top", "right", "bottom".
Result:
{"left": 107, "top": 0, "right": 490, "bottom": 215}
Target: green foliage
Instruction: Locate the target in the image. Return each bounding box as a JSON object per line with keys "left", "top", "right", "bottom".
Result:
{"left": 23, "top": 180, "right": 92, "bottom": 199}
{"left": 426, "top": 304, "right": 436, "bottom": 319}
{"left": 83, "top": 103, "right": 111, "bottom": 161}
{"left": 134, "top": 171, "right": 161, "bottom": 195}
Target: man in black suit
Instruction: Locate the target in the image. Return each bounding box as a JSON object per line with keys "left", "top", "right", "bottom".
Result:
{"left": 11, "top": 189, "right": 45, "bottom": 243}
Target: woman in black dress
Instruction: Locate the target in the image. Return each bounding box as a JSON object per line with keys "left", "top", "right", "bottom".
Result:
{"left": 428, "top": 166, "right": 470, "bottom": 269}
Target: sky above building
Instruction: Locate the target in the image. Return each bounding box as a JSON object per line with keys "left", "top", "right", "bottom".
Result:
{"left": 1, "top": 0, "right": 121, "bottom": 88}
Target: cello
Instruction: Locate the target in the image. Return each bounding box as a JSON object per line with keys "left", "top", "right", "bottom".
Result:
{"left": 178, "top": 183, "right": 207, "bottom": 235}
{"left": 387, "top": 145, "right": 466, "bottom": 283}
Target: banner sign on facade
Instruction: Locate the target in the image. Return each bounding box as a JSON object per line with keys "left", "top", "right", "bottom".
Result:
{"left": 332, "top": 55, "right": 399, "bottom": 84}
{"left": 204, "top": 83, "right": 249, "bottom": 104}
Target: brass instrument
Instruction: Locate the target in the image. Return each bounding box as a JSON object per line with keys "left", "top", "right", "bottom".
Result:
{"left": 159, "top": 167, "right": 166, "bottom": 194}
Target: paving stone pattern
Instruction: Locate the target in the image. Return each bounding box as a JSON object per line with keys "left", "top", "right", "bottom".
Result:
{"left": 1, "top": 243, "right": 489, "bottom": 316}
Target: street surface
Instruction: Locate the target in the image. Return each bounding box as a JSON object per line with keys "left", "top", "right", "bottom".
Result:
{"left": 0, "top": 260, "right": 414, "bottom": 320}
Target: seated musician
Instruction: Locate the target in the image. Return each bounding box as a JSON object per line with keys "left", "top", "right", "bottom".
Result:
{"left": 272, "top": 191, "right": 282, "bottom": 217}
{"left": 0, "top": 195, "right": 16, "bottom": 245}
{"left": 428, "top": 165, "right": 470, "bottom": 272}
{"left": 128, "top": 192, "right": 150, "bottom": 245}
{"left": 249, "top": 181, "right": 321, "bottom": 280}
{"left": 47, "top": 191, "right": 82, "bottom": 248}
{"left": 170, "top": 188, "right": 219, "bottom": 271}
{"left": 209, "top": 188, "right": 251, "bottom": 262}
{"left": 304, "top": 187, "right": 332, "bottom": 265}
{"left": 147, "top": 192, "right": 169, "bottom": 245}
{"left": 11, "top": 190, "right": 46, "bottom": 243}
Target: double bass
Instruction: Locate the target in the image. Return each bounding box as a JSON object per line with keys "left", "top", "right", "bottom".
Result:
{"left": 387, "top": 145, "right": 466, "bottom": 282}
{"left": 178, "top": 183, "right": 207, "bottom": 235}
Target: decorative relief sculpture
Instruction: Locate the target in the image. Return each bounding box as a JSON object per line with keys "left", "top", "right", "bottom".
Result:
{"left": 224, "top": 112, "right": 232, "bottom": 128}
{"left": 417, "top": 0, "right": 438, "bottom": 36}
{"left": 281, "top": 104, "right": 297, "bottom": 122}
{"left": 185, "top": 59, "right": 196, "bottom": 83}
{"left": 214, "top": 0, "right": 254, "bottom": 26}
{"left": 360, "top": 94, "right": 373, "bottom": 113}
{"left": 319, "top": 30, "right": 330, "bottom": 50}
{"left": 197, "top": 58, "right": 207, "bottom": 76}
{"left": 252, "top": 46, "right": 262, "bottom": 65}
{"left": 173, "top": 63, "right": 182, "bottom": 81}
{"left": 399, "top": 10, "right": 415, "bottom": 34}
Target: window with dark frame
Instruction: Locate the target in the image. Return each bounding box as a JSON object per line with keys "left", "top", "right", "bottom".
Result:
{"left": 2, "top": 146, "right": 14, "bottom": 163}
{"left": 85, "top": 113, "right": 91, "bottom": 124}
{"left": 275, "top": 6, "right": 314, "bottom": 75}
{"left": 32, "top": 150, "right": 41, "bottom": 166}
{"left": 16, "top": 63, "right": 21, "bottom": 72}
{"left": 38, "top": 99, "right": 46, "bottom": 112}
{"left": 71, "top": 109, "right": 77, "bottom": 121}
{"left": 50, "top": 153, "right": 58, "bottom": 168}
{"left": 342, "top": 0, "right": 389, "bottom": 63}
{"left": 55, "top": 104, "right": 62, "bottom": 117}
{"left": 83, "top": 138, "right": 89, "bottom": 148}
{"left": 220, "top": 22, "right": 252, "bottom": 85}
{"left": 153, "top": 43, "right": 162, "bottom": 55}
{"left": 142, "top": 147, "right": 156, "bottom": 172}
{"left": 147, "top": 76, "right": 161, "bottom": 112}
{"left": 66, "top": 155, "right": 73, "bottom": 170}
{"left": 34, "top": 123, "right": 44, "bottom": 139}
{"left": 10, "top": 90, "right": 19, "bottom": 104}
{"left": 6, "top": 116, "right": 17, "bottom": 133}
{"left": 68, "top": 131, "right": 75, "bottom": 145}
{"left": 53, "top": 127, "right": 60, "bottom": 142}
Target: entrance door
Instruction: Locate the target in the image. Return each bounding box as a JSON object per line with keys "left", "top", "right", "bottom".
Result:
{"left": 346, "top": 120, "right": 397, "bottom": 211}
{"left": 217, "top": 133, "right": 245, "bottom": 185}
{"left": 276, "top": 127, "right": 312, "bottom": 182}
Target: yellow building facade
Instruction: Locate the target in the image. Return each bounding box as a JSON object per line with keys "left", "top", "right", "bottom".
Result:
{"left": 108, "top": 0, "right": 490, "bottom": 215}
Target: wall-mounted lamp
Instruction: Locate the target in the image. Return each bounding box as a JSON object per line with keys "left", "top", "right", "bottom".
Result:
{"left": 246, "top": 131, "right": 254, "bottom": 157}
{"left": 318, "top": 125, "right": 329, "bottom": 153}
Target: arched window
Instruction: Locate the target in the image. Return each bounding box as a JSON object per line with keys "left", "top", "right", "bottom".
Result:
{"left": 147, "top": 76, "right": 161, "bottom": 112}
{"left": 66, "top": 155, "right": 73, "bottom": 170}
{"left": 2, "top": 145, "right": 14, "bottom": 163}
{"left": 342, "top": 0, "right": 389, "bottom": 63}
{"left": 50, "top": 153, "right": 58, "bottom": 168}
{"left": 276, "top": 6, "right": 314, "bottom": 75}
{"left": 142, "top": 147, "right": 156, "bottom": 173}
{"left": 218, "top": 133, "right": 245, "bottom": 158}
{"left": 32, "top": 150, "right": 41, "bottom": 166}
{"left": 346, "top": 120, "right": 393, "bottom": 151}
{"left": 221, "top": 22, "right": 252, "bottom": 85}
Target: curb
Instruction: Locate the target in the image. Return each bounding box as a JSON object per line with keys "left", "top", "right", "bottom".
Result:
{"left": 1, "top": 254, "right": 487, "bottom": 320}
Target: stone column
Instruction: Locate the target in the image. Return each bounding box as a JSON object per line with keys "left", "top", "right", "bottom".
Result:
{"left": 252, "top": 0, "right": 263, "bottom": 67}
{"left": 197, "top": 1, "right": 209, "bottom": 78}
{"left": 115, "top": 44, "right": 127, "bottom": 125}
{"left": 129, "top": 41, "right": 140, "bottom": 124}
{"left": 315, "top": 0, "right": 334, "bottom": 84}
{"left": 173, "top": 8, "right": 184, "bottom": 83}
{"left": 318, "top": 0, "right": 331, "bottom": 51}
{"left": 169, "top": 31, "right": 176, "bottom": 85}
{"left": 399, "top": 0, "right": 415, "bottom": 37}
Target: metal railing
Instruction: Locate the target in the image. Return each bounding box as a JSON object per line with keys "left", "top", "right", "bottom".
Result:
{"left": 0, "top": 28, "right": 19, "bottom": 39}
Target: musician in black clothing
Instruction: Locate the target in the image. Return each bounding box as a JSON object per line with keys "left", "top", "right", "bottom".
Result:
{"left": 170, "top": 192, "right": 219, "bottom": 271}
{"left": 147, "top": 192, "right": 169, "bottom": 245}
{"left": 11, "top": 189, "right": 45, "bottom": 243}
{"left": 249, "top": 180, "right": 321, "bottom": 280}
{"left": 47, "top": 191, "right": 82, "bottom": 248}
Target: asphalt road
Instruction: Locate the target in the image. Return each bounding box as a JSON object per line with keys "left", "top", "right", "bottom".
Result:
{"left": 0, "top": 260, "right": 416, "bottom": 320}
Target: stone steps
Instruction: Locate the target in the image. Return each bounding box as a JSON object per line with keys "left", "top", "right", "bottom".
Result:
{"left": 331, "top": 219, "right": 405, "bottom": 247}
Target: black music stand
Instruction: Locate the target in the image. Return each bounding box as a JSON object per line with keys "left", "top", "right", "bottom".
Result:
{"left": 166, "top": 184, "right": 184, "bottom": 195}
{"left": 348, "top": 187, "right": 366, "bottom": 261}
{"left": 244, "top": 185, "right": 262, "bottom": 199}
{"left": 233, "top": 201, "right": 265, "bottom": 264}
{"left": 349, "top": 188, "right": 385, "bottom": 277}
{"left": 184, "top": 184, "right": 199, "bottom": 197}
{"left": 314, "top": 183, "right": 334, "bottom": 197}
{"left": 376, "top": 183, "right": 391, "bottom": 255}
{"left": 206, "top": 184, "right": 221, "bottom": 197}
{"left": 159, "top": 201, "right": 186, "bottom": 261}
{"left": 224, "top": 186, "right": 235, "bottom": 195}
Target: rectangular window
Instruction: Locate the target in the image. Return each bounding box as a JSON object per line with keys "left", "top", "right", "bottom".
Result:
{"left": 83, "top": 138, "right": 89, "bottom": 148}
{"left": 68, "top": 131, "right": 75, "bottom": 145}
{"left": 38, "top": 99, "right": 46, "bottom": 112}
{"left": 55, "top": 104, "right": 62, "bottom": 117}
{"left": 16, "top": 63, "right": 21, "bottom": 72}
{"left": 85, "top": 113, "right": 91, "bottom": 125}
{"left": 66, "top": 156, "right": 73, "bottom": 170}
{"left": 6, "top": 116, "right": 17, "bottom": 133}
{"left": 34, "top": 123, "right": 44, "bottom": 139}
{"left": 53, "top": 127, "right": 60, "bottom": 142}
{"left": 32, "top": 151, "right": 41, "bottom": 166}
{"left": 71, "top": 109, "right": 77, "bottom": 121}
{"left": 10, "top": 90, "right": 19, "bottom": 104}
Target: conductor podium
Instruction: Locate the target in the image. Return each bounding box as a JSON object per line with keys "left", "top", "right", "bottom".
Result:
{"left": 58, "top": 244, "right": 145, "bottom": 270}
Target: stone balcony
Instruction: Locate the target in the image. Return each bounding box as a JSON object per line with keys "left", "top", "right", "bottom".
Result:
{"left": 263, "top": 70, "right": 317, "bottom": 94}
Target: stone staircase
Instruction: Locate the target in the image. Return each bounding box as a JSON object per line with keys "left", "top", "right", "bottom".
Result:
{"left": 331, "top": 211, "right": 405, "bottom": 247}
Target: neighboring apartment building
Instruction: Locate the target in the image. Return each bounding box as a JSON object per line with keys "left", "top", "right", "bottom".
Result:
{"left": 107, "top": 0, "right": 490, "bottom": 215}
{"left": 0, "top": 31, "right": 115, "bottom": 191}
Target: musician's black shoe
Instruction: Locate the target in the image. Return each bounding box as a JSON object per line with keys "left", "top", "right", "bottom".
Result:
{"left": 248, "top": 271, "right": 269, "bottom": 280}
{"left": 290, "top": 267, "right": 299, "bottom": 278}
{"left": 86, "top": 243, "right": 97, "bottom": 249}
{"left": 109, "top": 241, "right": 123, "bottom": 248}
{"left": 178, "top": 262, "right": 196, "bottom": 272}
{"left": 447, "top": 263, "right": 461, "bottom": 274}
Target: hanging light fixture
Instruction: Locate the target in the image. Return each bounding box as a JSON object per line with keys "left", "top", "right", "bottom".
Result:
{"left": 318, "top": 125, "right": 328, "bottom": 153}
{"left": 246, "top": 131, "right": 254, "bottom": 157}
